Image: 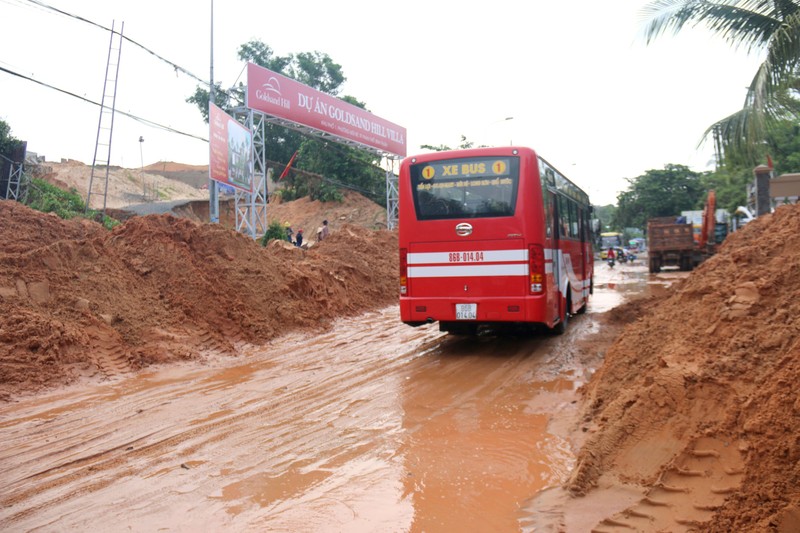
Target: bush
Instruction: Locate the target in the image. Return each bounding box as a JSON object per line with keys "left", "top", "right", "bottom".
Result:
{"left": 101, "top": 214, "right": 120, "bottom": 230}
{"left": 25, "top": 178, "right": 120, "bottom": 228}
{"left": 261, "top": 220, "right": 285, "bottom": 246}
{"left": 26, "top": 178, "right": 86, "bottom": 219}
{"left": 272, "top": 188, "right": 297, "bottom": 202}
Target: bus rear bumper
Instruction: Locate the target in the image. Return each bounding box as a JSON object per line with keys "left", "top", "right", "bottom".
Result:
{"left": 400, "top": 296, "right": 550, "bottom": 326}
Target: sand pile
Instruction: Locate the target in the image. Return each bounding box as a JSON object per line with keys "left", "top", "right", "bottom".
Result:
{"left": 571, "top": 204, "right": 800, "bottom": 531}
{"left": 0, "top": 200, "right": 398, "bottom": 400}
{"left": 169, "top": 190, "right": 389, "bottom": 236}
{"left": 39, "top": 160, "right": 207, "bottom": 209}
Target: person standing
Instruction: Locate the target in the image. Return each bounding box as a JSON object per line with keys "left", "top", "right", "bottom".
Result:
{"left": 295, "top": 229, "right": 304, "bottom": 247}
{"left": 319, "top": 219, "right": 330, "bottom": 241}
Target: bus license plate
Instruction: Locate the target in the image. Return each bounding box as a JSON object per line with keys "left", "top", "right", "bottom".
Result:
{"left": 456, "top": 303, "right": 477, "bottom": 320}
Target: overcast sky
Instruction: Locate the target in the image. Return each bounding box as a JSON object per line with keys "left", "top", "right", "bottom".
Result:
{"left": 1, "top": 0, "right": 763, "bottom": 205}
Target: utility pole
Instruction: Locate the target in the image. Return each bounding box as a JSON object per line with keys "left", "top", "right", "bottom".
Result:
{"left": 139, "top": 135, "right": 145, "bottom": 198}
{"left": 208, "top": 0, "right": 219, "bottom": 223}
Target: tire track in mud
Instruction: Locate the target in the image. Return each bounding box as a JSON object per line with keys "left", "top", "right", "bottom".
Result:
{"left": 591, "top": 437, "right": 745, "bottom": 532}
{"left": 0, "top": 307, "right": 598, "bottom": 532}
{"left": 84, "top": 325, "right": 132, "bottom": 378}
{"left": 0, "top": 309, "right": 449, "bottom": 530}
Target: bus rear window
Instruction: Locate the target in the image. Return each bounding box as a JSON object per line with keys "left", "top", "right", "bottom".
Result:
{"left": 410, "top": 156, "right": 519, "bottom": 220}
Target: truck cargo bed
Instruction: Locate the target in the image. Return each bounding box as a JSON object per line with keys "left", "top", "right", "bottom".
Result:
{"left": 647, "top": 223, "right": 694, "bottom": 252}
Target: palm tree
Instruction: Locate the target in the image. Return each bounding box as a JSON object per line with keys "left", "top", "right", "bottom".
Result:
{"left": 641, "top": 0, "right": 800, "bottom": 165}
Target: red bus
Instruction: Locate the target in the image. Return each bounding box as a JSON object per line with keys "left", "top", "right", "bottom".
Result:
{"left": 398, "top": 146, "right": 593, "bottom": 335}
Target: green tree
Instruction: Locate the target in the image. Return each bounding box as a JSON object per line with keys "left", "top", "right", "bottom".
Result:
{"left": 765, "top": 118, "right": 800, "bottom": 172}
{"left": 593, "top": 204, "right": 618, "bottom": 231}
{"left": 0, "top": 119, "right": 23, "bottom": 159}
{"left": 613, "top": 164, "right": 705, "bottom": 229}
{"left": 698, "top": 165, "right": 751, "bottom": 214}
{"left": 696, "top": 117, "right": 800, "bottom": 213}
{"left": 642, "top": 0, "right": 800, "bottom": 165}
{"left": 289, "top": 51, "right": 345, "bottom": 94}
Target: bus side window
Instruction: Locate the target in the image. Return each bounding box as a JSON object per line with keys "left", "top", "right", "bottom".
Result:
{"left": 569, "top": 200, "right": 579, "bottom": 238}
{"left": 582, "top": 209, "right": 591, "bottom": 242}
{"left": 579, "top": 208, "right": 587, "bottom": 241}
{"left": 558, "top": 196, "right": 569, "bottom": 238}
{"left": 543, "top": 190, "right": 552, "bottom": 238}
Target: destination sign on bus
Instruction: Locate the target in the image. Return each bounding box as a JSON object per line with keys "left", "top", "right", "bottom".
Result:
{"left": 417, "top": 177, "right": 513, "bottom": 192}
{"left": 416, "top": 158, "right": 512, "bottom": 192}
{"left": 420, "top": 159, "right": 511, "bottom": 180}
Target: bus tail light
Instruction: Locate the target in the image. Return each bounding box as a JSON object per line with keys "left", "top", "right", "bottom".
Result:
{"left": 529, "top": 244, "right": 545, "bottom": 294}
{"left": 400, "top": 248, "right": 408, "bottom": 295}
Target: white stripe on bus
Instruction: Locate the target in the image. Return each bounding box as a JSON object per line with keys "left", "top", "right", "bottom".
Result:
{"left": 407, "top": 249, "right": 527, "bottom": 264}
{"left": 407, "top": 264, "right": 528, "bottom": 278}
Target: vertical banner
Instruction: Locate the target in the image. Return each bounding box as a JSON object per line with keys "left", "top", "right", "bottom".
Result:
{"left": 209, "top": 103, "right": 254, "bottom": 193}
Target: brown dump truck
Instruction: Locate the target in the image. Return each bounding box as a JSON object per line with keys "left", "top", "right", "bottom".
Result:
{"left": 647, "top": 216, "right": 696, "bottom": 273}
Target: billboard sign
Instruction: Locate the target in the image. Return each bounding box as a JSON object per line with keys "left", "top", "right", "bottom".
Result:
{"left": 209, "top": 102, "right": 254, "bottom": 193}
{"left": 247, "top": 63, "right": 407, "bottom": 157}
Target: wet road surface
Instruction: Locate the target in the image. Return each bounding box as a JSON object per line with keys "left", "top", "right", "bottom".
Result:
{"left": 0, "top": 260, "right": 657, "bottom": 532}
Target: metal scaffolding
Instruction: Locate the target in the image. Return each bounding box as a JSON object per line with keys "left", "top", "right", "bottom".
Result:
{"left": 231, "top": 107, "right": 268, "bottom": 239}
{"left": 4, "top": 157, "right": 26, "bottom": 202}
{"left": 222, "top": 106, "right": 401, "bottom": 238}
{"left": 384, "top": 156, "right": 399, "bottom": 230}
{"left": 254, "top": 114, "right": 401, "bottom": 232}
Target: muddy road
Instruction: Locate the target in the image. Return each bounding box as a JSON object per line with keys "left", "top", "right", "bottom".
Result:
{"left": 0, "top": 260, "right": 659, "bottom": 532}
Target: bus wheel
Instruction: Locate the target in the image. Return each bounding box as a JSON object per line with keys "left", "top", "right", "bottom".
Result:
{"left": 553, "top": 294, "right": 570, "bottom": 335}
{"left": 578, "top": 279, "right": 591, "bottom": 313}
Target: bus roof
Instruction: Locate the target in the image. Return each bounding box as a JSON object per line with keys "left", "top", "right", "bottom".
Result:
{"left": 403, "top": 146, "right": 590, "bottom": 205}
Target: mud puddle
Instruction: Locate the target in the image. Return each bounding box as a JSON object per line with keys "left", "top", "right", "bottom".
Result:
{"left": 0, "top": 262, "right": 649, "bottom": 532}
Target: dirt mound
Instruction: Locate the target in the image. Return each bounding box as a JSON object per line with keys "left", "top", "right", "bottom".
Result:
{"left": 143, "top": 161, "right": 207, "bottom": 173}
{"left": 39, "top": 160, "right": 207, "bottom": 209}
{"left": 570, "top": 204, "right": 800, "bottom": 531}
{"left": 0, "top": 200, "right": 398, "bottom": 401}
{"left": 164, "top": 190, "right": 387, "bottom": 239}
{"left": 267, "top": 191, "right": 389, "bottom": 235}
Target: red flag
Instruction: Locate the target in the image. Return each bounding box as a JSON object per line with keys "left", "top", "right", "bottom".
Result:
{"left": 279, "top": 151, "right": 298, "bottom": 180}
{"left": 766, "top": 154, "right": 774, "bottom": 169}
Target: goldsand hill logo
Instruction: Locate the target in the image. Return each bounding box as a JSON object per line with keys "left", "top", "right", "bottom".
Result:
{"left": 255, "top": 76, "right": 290, "bottom": 109}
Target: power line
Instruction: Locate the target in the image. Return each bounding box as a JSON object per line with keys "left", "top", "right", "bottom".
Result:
{"left": 17, "top": 0, "right": 243, "bottom": 106}
{"left": 22, "top": 0, "right": 211, "bottom": 89}
{"left": 0, "top": 65, "right": 208, "bottom": 142}
{"left": 5, "top": 0, "right": 390, "bottom": 191}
